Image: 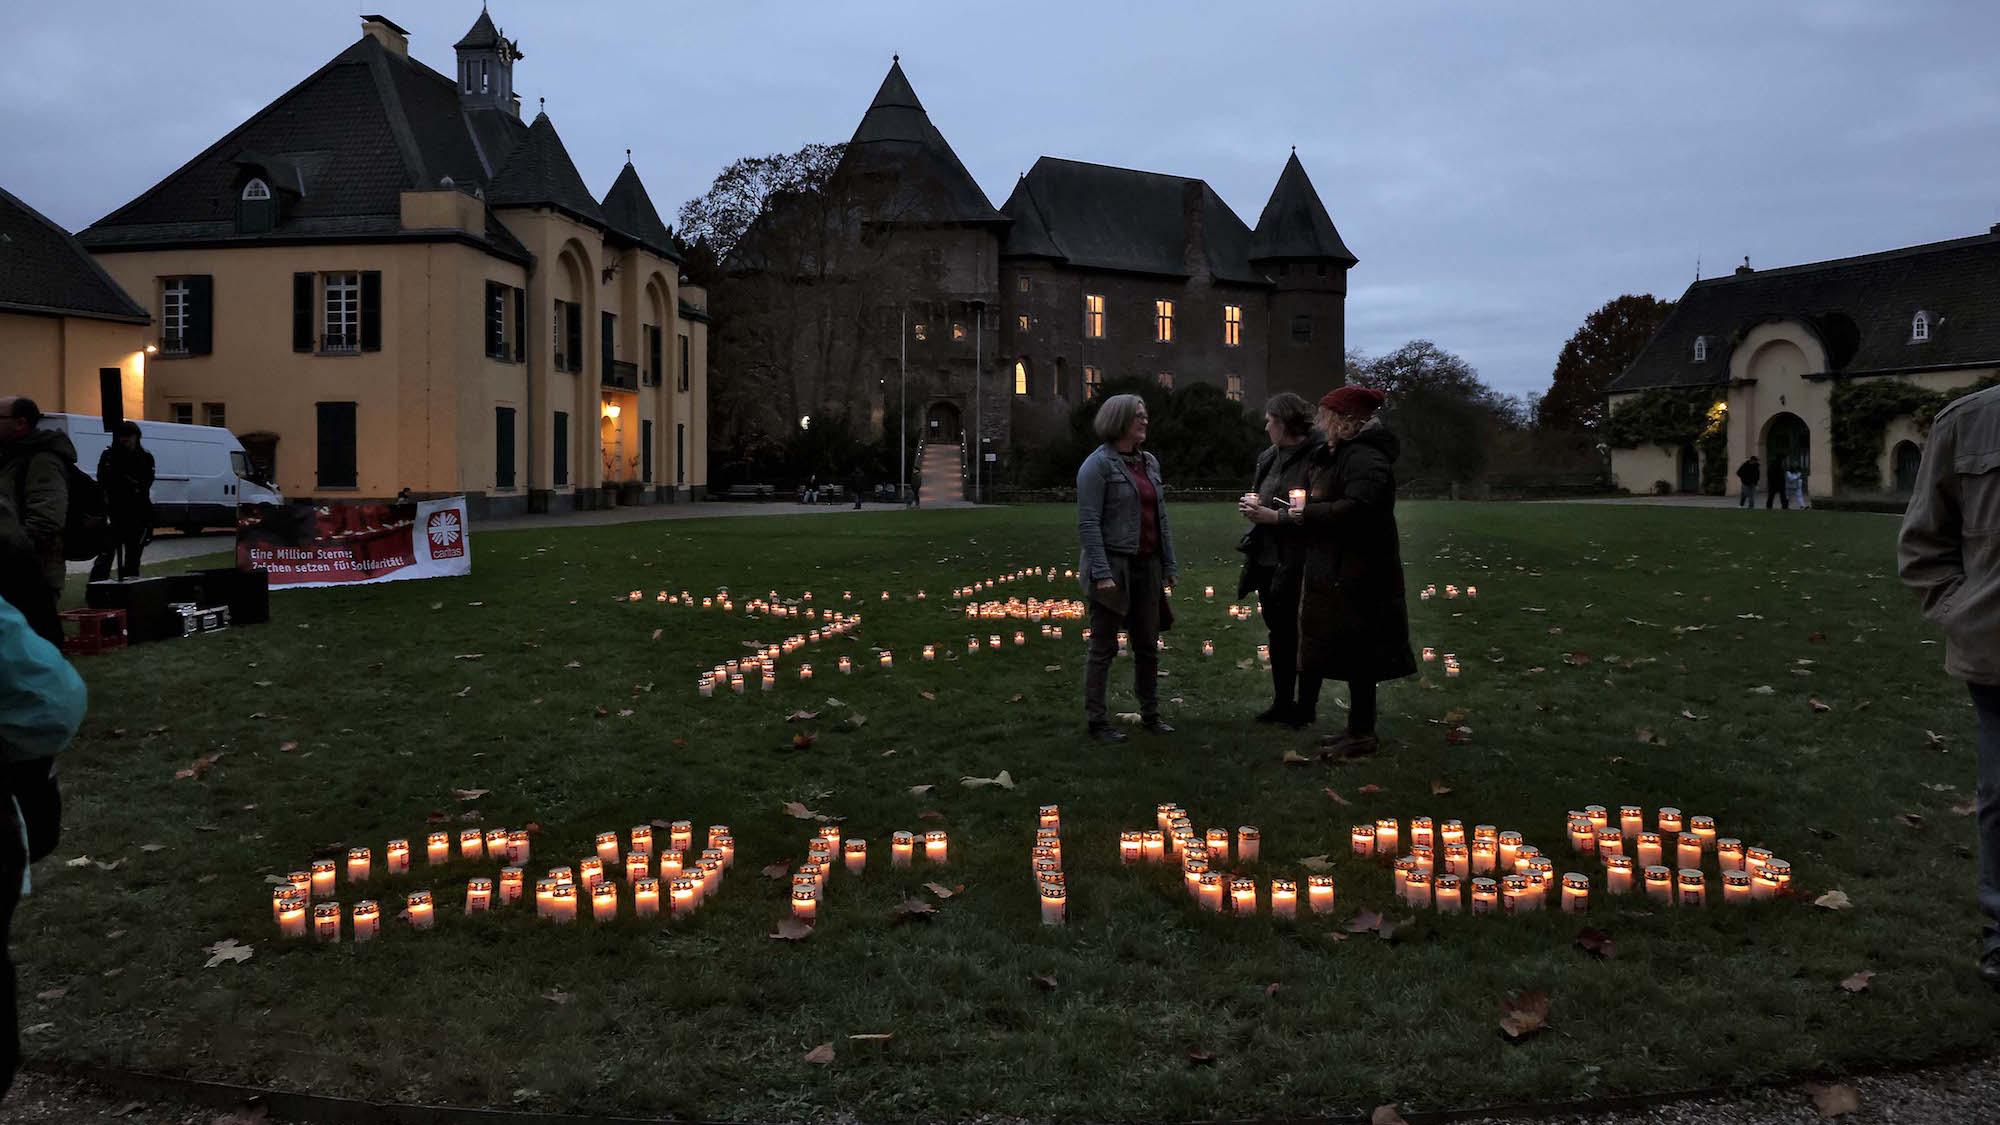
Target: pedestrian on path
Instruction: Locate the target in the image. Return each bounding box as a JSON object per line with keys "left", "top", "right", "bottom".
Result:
{"left": 1789, "top": 466, "right": 1810, "bottom": 509}
{"left": 1766, "top": 459, "right": 1790, "bottom": 509}
{"left": 1897, "top": 383, "right": 2000, "bottom": 989}
{"left": 88, "top": 421, "right": 153, "bottom": 582}
{"left": 1076, "top": 393, "right": 1177, "bottom": 743}
{"left": 1736, "top": 455, "right": 1761, "bottom": 508}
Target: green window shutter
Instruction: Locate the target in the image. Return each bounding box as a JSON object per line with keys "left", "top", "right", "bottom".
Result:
{"left": 512, "top": 287, "right": 526, "bottom": 363}
{"left": 292, "top": 273, "right": 313, "bottom": 352}
{"left": 360, "top": 271, "right": 382, "bottom": 351}
{"left": 186, "top": 275, "right": 214, "bottom": 355}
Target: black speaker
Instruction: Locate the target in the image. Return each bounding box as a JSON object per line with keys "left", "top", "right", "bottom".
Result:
{"left": 192, "top": 566, "right": 269, "bottom": 626}
{"left": 86, "top": 575, "right": 195, "bottom": 642}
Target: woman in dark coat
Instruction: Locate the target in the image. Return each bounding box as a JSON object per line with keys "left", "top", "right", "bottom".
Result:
{"left": 89, "top": 421, "right": 154, "bottom": 582}
{"left": 1235, "top": 392, "right": 1319, "bottom": 726}
{"left": 1242, "top": 385, "right": 1414, "bottom": 756}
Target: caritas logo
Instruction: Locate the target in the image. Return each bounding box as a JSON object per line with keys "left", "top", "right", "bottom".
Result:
{"left": 426, "top": 509, "right": 466, "bottom": 559}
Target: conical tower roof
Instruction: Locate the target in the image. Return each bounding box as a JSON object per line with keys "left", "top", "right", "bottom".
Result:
{"left": 601, "top": 159, "right": 681, "bottom": 262}
{"left": 487, "top": 111, "right": 605, "bottom": 226}
{"left": 455, "top": 8, "right": 502, "bottom": 50}
{"left": 999, "top": 174, "right": 1062, "bottom": 259}
{"left": 1249, "top": 152, "right": 1355, "bottom": 265}
{"left": 835, "top": 58, "right": 1003, "bottom": 225}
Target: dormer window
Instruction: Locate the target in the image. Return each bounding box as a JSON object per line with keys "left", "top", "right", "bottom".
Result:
{"left": 241, "top": 179, "right": 271, "bottom": 201}
{"left": 1693, "top": 336, "right": 1708, "bottom": 363}
{"left": 1912, "top": 311, "right": 1931, "bottom": 342}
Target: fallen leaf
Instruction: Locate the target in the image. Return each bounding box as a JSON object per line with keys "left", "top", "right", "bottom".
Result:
{"left": 1809, "top": 698, "right": 1832, "bottom": 713}
{"left": 455, "top": 686, "right": 473, "bottom": 698}
{"left": 1897, "top": 812, "right": 1926, "bottom": 830}
{"left": 454, "top": 653, "right": 484, "bottom": 661}
{"left": 1953, "top": 799, "right": 1978, "bottom": 816}
{"left": 1839, "top": 970, "right": 1874, "bottom": 994}
{"left": 1282, "top": 749, "right": 1311, "bottom": 766}
{"left": 1008, "top": 693, "right": 1025, "bottom": 704}
{"left": 803, "top": 1042, "right": 836, "bottom": 1065}
{"left": 616, "top": 708, "right": 634, "bottom": 718}
{"left": 761, "top": 862, "right": 791, "bottom": 880}
{"left": 452, "top": 788, "right": 490, "bottom": 802}
{"left": 1345, "top": 909, "right": 1386, "bottom": 935}
{"left": 1358, "top": 784, "right": 1384, "bottom": 795}
{"left": 139, "top": 844, "right": 165, "bottom": 854}
{"left": 1925, "top": 729, "right": 1947, "bottom": 748}
{"left": 908, "top": 784, "right": 935, "bottom": 797}
{"left": 891, "top": 896, "right": 937, "bottom": 922}
{"left": 173, "top": 751, "right": 225, "bottom": 781}
{"left": 650, "top": 629, "right": 663, "bottom": 641}
{"left": 918, "top": 810, "right": 945, "bottom": 821}
{"left": 1575, "top": 928, "right": 1617, "bottom": 959}
{"left": 20, "top": 1023, "right": 53, "bottom": 1037}
{"left": 564, "top": 660, "right": 583, "bottom": 669}
{"left": 1371, "top": 1106, "right": 1410, "bottom": 1125}
{"left": 1749, "top": 685, "right": 1775, "bottom": 696}
{"left": 541, "top": 989, "right": 573, "bottom": 1006}
{"left": 1814, "top": 890, "right": 1854, "bottom": 911}
{"left": 783, "top": 801, "right": 829, "bottom": 821}
{"left": 1186, "top": 1049, "right": 1217, "bottom": 1068}
{"left": 786, "top": 709, "right": 820, "bottom": 723}
{"left": 64, "top": 855, "right": 91, "bottom": 868}
{"left": 1806, "top": 1082, "right": 1860, "bottom": 1118}
{"left": 1429, "top": 778, "right": 1453, "bottom": 796}
{"left": 1445, "top": 725, "right": 1473, "bottom": 745}
{"left": 93, "top": 859, "right": 123, "bottom": 873}
{"left": 791, "top": 732, "right": 818, "bottom": 750}
{"left": 1297, "top": 854, "right": 1334, "bottom": 873}
{"left": 960, "top": 770, "right": 1015, "bottom": 790}
{"left": 1680, "top": 709, "right": 1708, "bottom": 721}
{"left": 1635, "top": 728, "right": 1667, "bottom": 747}
{"left": 1030, "top": 973, "right": 1058, "bottom": 992}
{"left": 276, "top": 740, "right": 298, "bottom": 753}
{"left": 1322, "top": 787, "right": 1351, "bottom": 806}
{"left": 34, "top": 987, "right": 66, "bottom": 1001}
{"left": 1443, "top": 707, "right": 1467, "bottom": 723}
{"left": 848, "top": 1032, "right": 893, "bottom": 1043}
{"left": 770, "top": 919, "right": 814, "bottom": 941}
{"left": 1264, "top": 982, "right": 1282, "bottom": 1000}
{"left": 202, "top": 939, "right": 253, "bottom": 968}
{"left": 1498, "top": 989, "right": 1551, "bottom": 1041}
{"left": 924, "top": 881, "right": 958, "bottom": 899}
{"left": 842, "top": 713, "right": 868, "bottom": 730}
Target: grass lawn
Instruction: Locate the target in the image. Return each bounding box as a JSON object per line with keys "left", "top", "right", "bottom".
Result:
{"left": 17, "top": 501, "right": 1996, "bottom": 1121}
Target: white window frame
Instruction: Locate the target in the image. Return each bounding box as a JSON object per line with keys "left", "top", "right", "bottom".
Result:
{"left": 1157, "top": 371, "right": 1174, "bottom": 390}
{"left": 204, "top": 402, "right": 226, "bottom": 429}
{"left": 1912, "top": 312, "right": 1930, "bottom": 342}
{"left": 1155, "top": 299, "right": 1175, "bottom": 343}
{"left": 323, "top": 272, "right": 360, "bottom": 352}
{"left": 1084, "top": 365, "right": 1102, "bottom": 398}
{"left": 1224, "top": 304, "right": 1242, "bottom": 348}
{"left": 168, "top": 402, "right": 194, "bottom": 426}
{"left": 161, "top": 278, "right": 190, "bottom": 353}
{"left": 1693, "top": 335, "right": 1708, "bottom": 362}
{"left": 1084, "top": 294, "right": 1105, "bottom": 339}
{"left": 241, "top": 178, "right": 271, "bottom": 201}
{"left": 1226, "top": 373, "right": 1242, "bottom": 402}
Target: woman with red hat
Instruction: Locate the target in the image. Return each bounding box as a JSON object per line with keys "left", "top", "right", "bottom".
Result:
{"left": 1239, "top": 384, "right": 1415, "bottom": 755}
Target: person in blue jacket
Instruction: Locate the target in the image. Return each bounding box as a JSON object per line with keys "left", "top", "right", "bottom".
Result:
{"left": 0, "top": 522, "right": 87, "bottom": 1100}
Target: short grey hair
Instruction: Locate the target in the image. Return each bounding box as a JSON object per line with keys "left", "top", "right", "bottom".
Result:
{"left": 1093, "top": 393, "right": 1147, "bottom": 443}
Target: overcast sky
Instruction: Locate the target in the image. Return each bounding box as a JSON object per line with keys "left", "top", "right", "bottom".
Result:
{"left": 9, "top": 1, "right": 1999, "bottom": 398}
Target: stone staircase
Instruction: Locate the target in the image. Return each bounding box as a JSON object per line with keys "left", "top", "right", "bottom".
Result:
{"left": 916, "top": 444, "right": 972, "bottom": 507}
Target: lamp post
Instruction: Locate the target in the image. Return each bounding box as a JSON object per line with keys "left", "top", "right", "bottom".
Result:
{"left": 899, "top": 307, "right": 907, "bottom": 503}
{"left": 972, "top": 298, "right": 984, "bottom": 504}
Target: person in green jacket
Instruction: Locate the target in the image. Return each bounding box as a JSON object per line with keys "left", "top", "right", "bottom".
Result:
{"left": 0, "top": 585, "right": 87, "bottom": 1099}
{"left": 0, "top": 397, "right": 76, "bottom": 645}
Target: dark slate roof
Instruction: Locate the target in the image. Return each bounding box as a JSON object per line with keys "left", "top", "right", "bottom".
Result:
{"left": 1608, "top": 230, "right": 2000, "bottom": 393}
{"left": 0, "top": 186, "right": 148, "bottom": 323}
{"left": 486, "top": 111, "right": 606, "bottom": 227}
{"left": 454, "top": 9, "right": 501, "bottom": 50}
{"left": 600, "top": 162, "right": 682, "bottom": 263}
{"left": 1249, "top": 152, "right": 1355, "bottom": 265}
{"left": 832, "top": 60, "right": 1004, "bottom": 226}
{"left": 998, "top": 157, "right": 1266, "bottom": 285}
{"left": 78, "top": 32, "right": 530, "bottom": 262}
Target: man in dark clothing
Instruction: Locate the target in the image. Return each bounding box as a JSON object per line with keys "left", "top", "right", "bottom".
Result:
{"left": 1765, "top": 458, "right": 1789, "bottom": 509}
{"left": 1736, "top": 456, "right": 1761, "bottom": 508}
{"left": 0, "top": 398, "right": 75, "bottom": 645}
{"left": 89, "top": 421, "right": 154, "bottom": 582}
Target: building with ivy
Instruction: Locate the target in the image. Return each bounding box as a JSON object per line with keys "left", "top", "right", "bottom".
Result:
{"left": 1604, "top": 227, "right": 2000, "bottom": 498}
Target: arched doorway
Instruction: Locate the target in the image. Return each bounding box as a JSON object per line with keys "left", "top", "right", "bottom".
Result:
{"left": 1893, "top": 440, "right": 1923, "bottom": 493}
{"left": 1676, "top": 440, "right": 1700, "bottom": 493}
{"left": 1765, "top": 412, "right": 1810, "bottom": 479}
{"left": 926, "top": 401, "right": 962, "bottom": 443}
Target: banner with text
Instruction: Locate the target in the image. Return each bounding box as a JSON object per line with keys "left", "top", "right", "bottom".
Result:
{"left": 237, "top": 497, "right": 472, "bottom": 588}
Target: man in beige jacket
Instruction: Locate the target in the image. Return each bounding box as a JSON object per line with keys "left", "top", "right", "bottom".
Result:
{"left": 1897, "top": 383, "right": 2000, "bottom": 988}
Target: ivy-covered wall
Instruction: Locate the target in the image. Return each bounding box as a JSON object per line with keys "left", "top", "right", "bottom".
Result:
{"left": 1603, "top": 386, "right": 1729, "bottom": 493}
{"left": 1829, "top": 375, "right": 1999, "bottom": 490}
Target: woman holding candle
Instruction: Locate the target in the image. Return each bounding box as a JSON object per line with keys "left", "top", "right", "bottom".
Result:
{"left": 1235, "top": 392, "right": 1321, "bottom": 727}
{"left": 1242, "top": 385, "right": 1415, "bottom": 756}
{"left": 1076, "top": 393, "right": 1179, "bottom": 743}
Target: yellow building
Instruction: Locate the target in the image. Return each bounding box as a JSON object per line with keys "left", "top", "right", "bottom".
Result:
{"left": 78, "top": 12, "right": 708, "bottom": 515}
{"left": 0, "top": 186, "right": 150, "bottom": 418}
{"left": 1605, "top": 230, "right": 2000, "bottom": 500}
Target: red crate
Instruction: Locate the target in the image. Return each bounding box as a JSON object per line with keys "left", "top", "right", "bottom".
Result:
{"left": 59, "top": 608, "right": 128, "bottom": 655}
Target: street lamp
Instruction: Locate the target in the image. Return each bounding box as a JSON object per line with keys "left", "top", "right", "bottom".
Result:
{"left": 971, "top": 298, "right": 985, "bottom": 504}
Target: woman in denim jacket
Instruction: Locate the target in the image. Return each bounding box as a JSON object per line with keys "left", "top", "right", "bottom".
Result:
{"left": 1076, "top": 394, "right": 1178, "bottom": 742}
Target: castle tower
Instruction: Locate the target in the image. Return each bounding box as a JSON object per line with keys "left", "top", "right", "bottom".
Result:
{"left": 1249, "top": 151, "right": 1355, "bottom": 401}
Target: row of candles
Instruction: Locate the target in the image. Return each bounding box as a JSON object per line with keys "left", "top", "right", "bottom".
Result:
{"left": 272, "top": 822, "right": 738, "bottom": 941}
{"left": 1563, "top": 804, "right": 1795, "bottom": 902}
{"left": 1123, "top": 804, "right": 1313, "bottom": 916}
{"left": 630, "top": 587, "right": 928, "bottom": 610}
{"left": 1418, "top": 584, "right": 1476, "bottom": 601}
{"left": 952, "top": 567, "right": 1069, "bottom": 599}
{"left": 789, "top": 827, "right": 951, "bottom": 921}
{"left": 1035, "top": 806, "right": 1068, "bottom": 925}
{"left": 695, "top": 611, "right": 861, "bottom": 697}
{"left": 961, "top": 598, "right": 1086, "bottom": 622}
{"left": 1419, "top": 648, "right": 1463, "bottom": 677}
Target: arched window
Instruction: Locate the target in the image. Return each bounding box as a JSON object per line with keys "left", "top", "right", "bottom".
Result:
{"left": 1692, "top": 336, "right": 1708, "bottom": 362}
{"left": 241, "top": 178, "right": 271, "bottom": 201}
{"left": 1013, "top": 361, "right": 1028, "bottom": 396}
{"left": 1912, "top": 311, "right": 1931, "bottom": 342}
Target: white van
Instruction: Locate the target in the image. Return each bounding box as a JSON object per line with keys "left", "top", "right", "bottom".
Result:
{"left": 39, "top": 413, "right": 284, "bottom": 532}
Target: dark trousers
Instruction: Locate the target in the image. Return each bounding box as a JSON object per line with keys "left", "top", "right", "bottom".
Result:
{"left": 1970, "top": 682, "right": 2000, "bottom": 957}
{"left": 0, "top": 799, "right": 24, "bottom": 1100}
{"left": 1766, "top": 477, "right": 1788, "bottom": 509}
{"left": 1739, "top": 483, "right": 1756, "bottom": 507}
{"left": 1259, "top": 569, "right": 1303, "bottom": 709}
{"left": 88, "top": 522, "right": 147, "bottom": 582}
{"left": 1084, "top": 553, "right": 1162, "bottom": 726}
{"left": 1299, "top": 676, "right": 1378, "bottom": 735}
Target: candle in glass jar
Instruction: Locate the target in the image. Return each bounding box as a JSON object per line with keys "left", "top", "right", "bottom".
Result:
{"left": 716, "top": 835, "right": 736, "bottom": 869}
{"left": 1584, "top": 805, "right": 1608, "bottom": 831}
{"left": 1410, "top": 817, "right": 1435, "bottom": 849}
{"left": 817, "top": 824, "right": 840, "bottom": 850}
{"left": 408, "top": 889, "right": 436, "bottom": 930}
{"left": 466, "top": 877, "right": 493, "bottom": 914}
{"left": 1471, "top": 839, "right": 1497, "bottom": 874}
{"left": 1716, "top": 838, "right": 1745, "bottom": 872}
{"left": 1501, "top": 875, "right": 1531, "bottom": 914}
{"left": 1765, "top": 859, "right": 1791, "bottom": 896}
{"left": 590, "top": 832, "right": 619, "bottom": 866}
{"left": 1202, "top": 640, "right": 1214, "bottom": 657}
{"left": 629, "top": 825, "right": 653, "bottom": 856}
{"left": 1435, "top": 873, "right": 1463, "bottom": 913}
{"left": 1411, "top": 844, "right": 1435, "bottom": 875}
{"left": 456, "top": 828, "right": 481, "bottom": 861}
{"left": 1238, "top": 825, "right": 1264, "bottom": 863}
{"left": 1443, "top": 843, "right": 1470, "bottom": 876}
{"left": 892, "top": 831, "right": 915, "bottom": 868}
{"left": 352, "top": 900, "right": 380, "bottom": 942}
{"left": 1560, "top": 872, "right": 1590, "bottom": 913}
{"left": 277, "top": 892, "right": 308, "bottom": 937}
{"left": 272, "top": 886, "right": 302, "bottom": 925}
{"left": 879, "top": 651, "right": 893, "bottom": 669}
{"left": 1750, "top": 868, "right": 1779, "bottom": 901}
{"left": 1306, "top": 874, "right": 1335, "bottom": 913}
{"left": 485, "top": 827, "right": 508, "bottom": 859}
{"left": 1643, "top": 865, "right": 1673, "bottom": 905}
{"left": 535, "top": 878, "right": 560, "bottom": 919}
{"left": 1470, "top": 877, "right": 1499, "bottom": 915}
{"left": 657, "top": 851, "right": 684, "bottom": 878}
{"left": 347, "top": 847, "right": 371, "bottom": 883}
{"left": 1722, "top": 869, "right": 1752, "bottom": 905}
{"left": 1350, "top": 824, "right": 1377, "bottom": 857}
{"left": 671, "top": 877, "right": 697, "bottom": 917}
{"left": 1288, "top": 488, "right": 1306, "bottom": 513}
{"left": 385, "top": 839, "right": 409, "bottom": 876}
{"left": 507, "top": 829, "right": 531, "bottom": 866}
{"left": 1405, "top": 870, "right": 1432, "bottom": 909}
{"left": 1182, "top": 855, "right": 1208, "bottom": 897}
{"left": 1605, "top": 854, "right": 1635, "bottom": 894}
{"left": 698, "top": 856, "right": 724, "bottom": 895}
{"left": 1636, "top": 832, "right": 1664, "bottom": 869}
{"left": 633, "top": 877, "right": 660, "bottom": 917}
{"left": 1197, "top": 872, "right": 1224, "bottom": 912}
{"left": 1620, "top": 805, "right": 1644, "bottom": 837}
{"left": 310, "top": 859, "right": 336, "bottom": 899}
{"left": 1393, "top": 856, "right": 1417, "bottom": 900}
{"left": 1039, "top": 878, "right": 1067, "bottom": 925}
{"left": 1014, "top": 631, "right": 1026, "bottom": 646}
{"left": 924, "top": 830, "right": 948, "bottom": 864}
{"left": 620, "top": 852, "right": 647, "bottom": 884}
{"left": 1375, "top": 818, "right": 1400, "bottom": 856}
{"left": 1439, "top": 820, "right": 1465, "bottom": 847}
{"left": 1421, "top": 646, "right": 1436, "bottom": 662}
{"left": 1516, "top": 844, "right": 1542, "bottom": 871}
{"left": 592, "top": 881, "right": 618, "bottom": 922}
{"left": 1119, "top": 831, "right": 1142, "bottom": 864}
{"left": 1677, "top": 869, "right": 1706, "bottom": 907}
{"left": 1497, "top": 831, "right": 1523, "bottom": 871}
{"left": 1745, "top": 846, "right": 1774, "bottom": 876}
{"left": 1230, "top": 877, "right": 1257, "bottom": 915}
{"left": 1676, "top": 833, "right": 1703, "bottom": 870}
{"left": 313, "top": 901, "right": 342, "bottom": 943}
{"left": 1657, "top": 807, "right": 1683, "bottom": 834}
{"left": 1596, "top": 827, "right": 1624, "bottom": 857}
{"left": 1568, "top": 819, "right": 1595, "bottom": 854}
{"left": 579, "top": 858, "right": 604, "bottom": 890}
{"left": 844, "top": 840, "right": 867, "bottom": 876}
{"left": 794, "top": 886, "right": 821, "bottom": 923}
{"left": 1524, "top": 858, "right": 1556, "bottom": 902}
{"left": 1689, "top": 815, "right": 1717, "bottom": 849}
{"left": 497, "top": 867, "right": 524, "bottom": 905}
{"left": 1143, "top": 829, "right": 1166, "bottom": 863}
{"left": 1271, "top": 879, "right": 1297, "bottom": 918}
{"left": 1039, "top": 805, "right": 1061, "bottom": 830}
